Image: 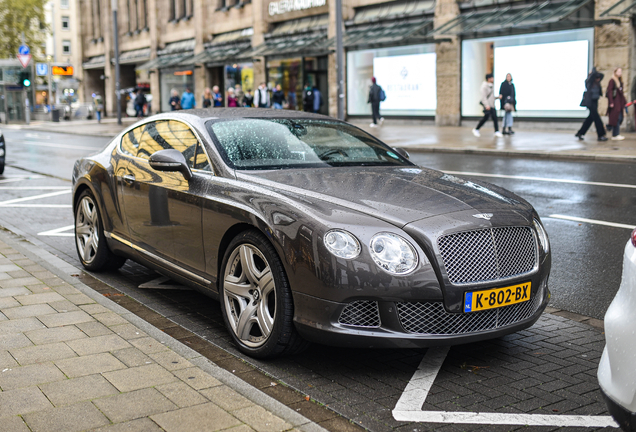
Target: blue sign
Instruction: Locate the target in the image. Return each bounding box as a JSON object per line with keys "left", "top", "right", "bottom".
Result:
{"left": 18, "top": 45, "right": 30, "bottom": 56}
{"left": 36, "top": 63, "right": 48, "bottom": 76}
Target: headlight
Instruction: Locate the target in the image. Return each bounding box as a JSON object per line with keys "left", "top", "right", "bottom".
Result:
{"left": 324, "top": 230, "right": 361, "bottom": 259}
{"left": 369, "top": 232, "right": 419, "bottom": 275}
{"left": 533, "top": 219, "right": 549, "bottom": 253}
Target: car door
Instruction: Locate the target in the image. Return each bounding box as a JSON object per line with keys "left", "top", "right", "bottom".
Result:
{"left": 119, "top": 120, "right": 207, "bottom": 277}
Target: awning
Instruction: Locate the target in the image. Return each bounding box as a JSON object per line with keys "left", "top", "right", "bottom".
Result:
{"left": 251, "top": 15, "right": 329, "bottom": 58}
{"left": 136, "top": 39, "right": 195, "bottom": 70}
{"left": 352, "top": 0, "right": 435, "bottom": 24}
{"left": 435, "top": 0, "right": 594, "bottom": 36}
{"left": 117, "top": 47, "right": 151, "bottom": 65}
{"left": 601, "top": 0, "right": 636, "bottom": 16}
{"left": 340, "top": 18, "right": 433, "bottom": 48}
{"left": 190, "top": 41, "right": 253, "bottom": 67}
{"left": 82, "top": 55, "right": 106, "bottom": 70}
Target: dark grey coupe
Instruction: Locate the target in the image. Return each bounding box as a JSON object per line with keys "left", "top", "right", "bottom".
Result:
{"left": 72, "top": 109, "right": 551, "bottom": 358}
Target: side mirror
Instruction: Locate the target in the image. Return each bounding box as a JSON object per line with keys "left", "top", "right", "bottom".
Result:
{"left": 393, "top": 147, "right": 410, "bottom": 160}
{"left": 149, "top": 149, "right": 193, "bottom": 181}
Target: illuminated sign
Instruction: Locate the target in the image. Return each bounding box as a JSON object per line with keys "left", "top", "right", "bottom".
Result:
{"left": 173, "top": 70, "right": 193, "bottom": 76}
{"left": 52, "top": 66, "right": 74, "bottom": 76}
{"left": 268, "top": 0, "right": 326, "bottom": 16}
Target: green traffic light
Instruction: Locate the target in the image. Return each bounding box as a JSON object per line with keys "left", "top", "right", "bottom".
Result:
{"left": 23, "top": 79, "right": 31, "bottom": 87}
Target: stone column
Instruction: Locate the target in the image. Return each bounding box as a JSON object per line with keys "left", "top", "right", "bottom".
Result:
{"left": 193, "top": 0, "right": 206, "bottom": 101}
{"left": 104, "top": 0, "right": 115, "bottom": 115}
{"left": 252, "top": 0, "right": 268, "bottom": 86}
{"left": 434, "top": 0, "right": 461, "bottom": 126}
{"left": 594, "top": 0, "right": 633, "bottom": 129}
{"left": 147, "top": 0, "right": 161, "bottom": 111}
{"left": 327, "top": 0, "right": 344, "bottom": 118}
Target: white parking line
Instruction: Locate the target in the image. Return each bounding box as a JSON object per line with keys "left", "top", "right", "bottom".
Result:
{"left": 392, "top": 348, "right": 619, "bottom": 428}
{"left": 38, "top": 225, "right": 74, "bottom": 237}
{"left": 444, "top": 171, "right": 636, "bottom": 189}
{"left": 0, "top": 177, "right": 43, "bottom": 184}
{"left": 13, "top": 140, "right": 102, "bottom": 151}
{"left": 549, "top": 214, "right": 636, "bottom": 230}
{"left": 0, "top": 187, "right": 69, "bottom": 190}
{"left": 0, "top": 190, "right": 71, "bottom": 206}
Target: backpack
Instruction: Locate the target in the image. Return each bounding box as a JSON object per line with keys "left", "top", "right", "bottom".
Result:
{"left": 379, "top": 88, "right": 386, "bottom": 102}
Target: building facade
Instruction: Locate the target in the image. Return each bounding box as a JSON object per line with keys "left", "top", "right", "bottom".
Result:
{"left": 78, "top": 0, "right": 635, "bottom": 125}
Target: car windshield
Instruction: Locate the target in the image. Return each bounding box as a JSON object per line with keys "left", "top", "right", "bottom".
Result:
{"left": 206, "top": 118, "right": 412, "bottom": 170}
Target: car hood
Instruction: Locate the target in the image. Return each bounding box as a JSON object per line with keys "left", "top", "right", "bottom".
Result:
{"left": 239, "top": 166, "right": 533, "bottom": 227}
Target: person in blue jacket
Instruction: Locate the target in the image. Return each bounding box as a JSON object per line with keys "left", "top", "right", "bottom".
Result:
{"left": 180, "top": 87, "right": 195, "bottom": 110}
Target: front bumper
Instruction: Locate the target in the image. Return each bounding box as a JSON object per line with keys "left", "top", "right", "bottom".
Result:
{"left": 292, "top": 280, "right": 550, "bottom": 349}
{"left": 601, "top": 386, "right": 636, "bottom": 432}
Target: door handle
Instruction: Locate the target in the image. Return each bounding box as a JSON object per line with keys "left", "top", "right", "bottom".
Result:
{"left": 122, "top": 174, "right": 135, "bottom": 185}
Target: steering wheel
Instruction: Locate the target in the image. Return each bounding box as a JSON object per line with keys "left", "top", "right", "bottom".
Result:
{"left": 318, "top": 149, "right": 349, "bottom": 160}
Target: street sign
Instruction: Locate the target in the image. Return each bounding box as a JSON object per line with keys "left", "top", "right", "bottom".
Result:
{"left": 18, "top": 45, "right": 30, "bottom": 56}
{"left": 36, "top": 63, "right": 48, "bottom": 76}
{"left": 52, "top": 66, "right": 73, "bottom": 76}
{"left": 17, "top": 54, "right": 31, "bottom": 68}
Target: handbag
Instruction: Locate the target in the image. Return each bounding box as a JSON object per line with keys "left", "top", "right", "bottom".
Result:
{"left": 504, "top": 103, "right": 514, "bottom": 112}
{"left": 580, "top": 91, "right": 589, "bottom": 108}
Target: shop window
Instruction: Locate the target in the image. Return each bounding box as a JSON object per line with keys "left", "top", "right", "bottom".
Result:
{"left": 61, "top": 0, "right": 69, "bottom": 8}
{"left": 61, "top": 16, "right": 70, "bottom": 30}
{"left": 62, "top": 40, "right": 71, "bottom": 54}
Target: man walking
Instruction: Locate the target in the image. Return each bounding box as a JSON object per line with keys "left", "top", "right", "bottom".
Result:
{"left": 180, "top": 87, "right": 195, "bottom": 110}
{"left": 367, "top": 77, "right": 384, "bottom": 127}
{"left": 254, "top": 83, "right": 270, "bottom": 108}
{"left": 473, "top": 73, "right": 503, "bottom": 137}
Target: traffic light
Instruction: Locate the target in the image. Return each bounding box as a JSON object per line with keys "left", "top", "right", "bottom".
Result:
{"left": 18, "top": 71, "right": 31, "bottom": 87}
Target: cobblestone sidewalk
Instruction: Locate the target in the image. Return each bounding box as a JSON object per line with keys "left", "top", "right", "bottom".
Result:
{"left": 0, "top": 229, "right": 324, "bottom": 432}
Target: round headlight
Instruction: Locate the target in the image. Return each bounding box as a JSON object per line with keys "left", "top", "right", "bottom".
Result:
{"left": 533, "top": 219, "right": 549, "bottom": 253}
{"left": 369, "top": 232, "right": 419, "bottom": 275}
{"left": 324, "top": 230, "right": 361, "bottom": 259}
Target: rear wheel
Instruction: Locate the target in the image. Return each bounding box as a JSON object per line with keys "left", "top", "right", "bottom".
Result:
{"left": 220, "top": 230, "right": 308, "bottom": 358}
{"left": 74, "top": 190, "right": 126, "bottom": 271}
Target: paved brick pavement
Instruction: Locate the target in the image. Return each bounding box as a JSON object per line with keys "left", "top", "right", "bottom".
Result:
{"left": 0, "top": 228, "right": 326, "bottom": 432}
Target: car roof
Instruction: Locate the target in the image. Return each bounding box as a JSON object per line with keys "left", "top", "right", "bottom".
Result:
{"left": 171, "top": 108, "right": 336, "bottom": 121}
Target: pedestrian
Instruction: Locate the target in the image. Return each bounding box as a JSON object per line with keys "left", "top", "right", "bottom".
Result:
{"left": 227, "top": 87, "right": 238, "bottom": 107}
{"left": 312, "top": 85, "right": 322, "bottom": 113}
{"left": 367, "top": 77, "right": 384, "bottom": 127}
{"left": 212, "top": 86, "right": 223, "bottom": 107}
{"left": 302, "top": 83, "right": 314, "bottom": 112}
{"left": 202, "top": 87, "right": 212, "bottom": 108}
{"left": 576, "top": 68, "right": 608, "bottom": 141}
{"left": 606, "top": 67, "right": 626, "bottom": 141}
{"left": 180, "top": 87, "right": 195, "bottom": 110}
{"left": 134, "top": 90, "right": 146, "bottom": 118}
{"left": 243, "top": 90, "right": 254, "bottom": 107}
{"left": 272, "top": 84, "right": 286, "bottom": 109}
{"left": 499, "top": 73, "right": 516, "bottom": 135}
{"left": 472, "top": 73, "right": 503, "bottom": 137}
{"left": 169, "top": 89, "right": 181, "bottom": 111}
{"left": 254, "top": 83, "right": 270, "bottom": 108}
{"left": 234, "top": 84, "right": 244, "bottom": 107}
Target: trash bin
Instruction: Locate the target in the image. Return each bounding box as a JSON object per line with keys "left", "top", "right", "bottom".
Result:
{"left": 51, "top": 108, "right": 60, "bottom": 122}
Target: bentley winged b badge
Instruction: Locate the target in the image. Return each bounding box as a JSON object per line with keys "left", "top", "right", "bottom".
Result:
{"left": 472, "top": 213, "right": 493, "bottom": 221}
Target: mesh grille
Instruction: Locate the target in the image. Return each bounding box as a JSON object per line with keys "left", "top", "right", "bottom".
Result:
{"left": 396, "top": 289, "right": 543, "bottom": 335}
{"left": 338, "top": 300, "right": 381, "bottom": 328}
{"left": 438, "top": 226, "right": 537, "bottom": 285}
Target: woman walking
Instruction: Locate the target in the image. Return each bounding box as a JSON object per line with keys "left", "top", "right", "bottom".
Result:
{"left": 499, "top": 73, "right": 516, "bottom": 135}
{"left": 576, "top": 68, "right": 608, "bottom": 142}
{"left": 272, "top": 84, "right": 286, "bottom": 109}
{"left": 606, "top": 67, "right": 626, "bottom": 141}
{"left": 202, "top": 88, "right": 212, "bottom": 108}
{"left": 227, "top": 88, "right": 238, "bottom": 107}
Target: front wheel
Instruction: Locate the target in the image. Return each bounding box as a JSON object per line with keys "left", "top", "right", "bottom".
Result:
{"left": 220, "top": 230, "right": 308, "bottom": 358}
{"left": 74, "top": 190, "right": 126, "bottom": 271}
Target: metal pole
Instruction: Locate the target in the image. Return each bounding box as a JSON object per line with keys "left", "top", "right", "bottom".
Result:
{"left": 112, "top": 0, "right": 122, "bottom": 125}
{"left": 335, "top": 0, "right": 344, "bottom": 120}
{"left": 48, "top": 57, "right": 53, "bottom": 120}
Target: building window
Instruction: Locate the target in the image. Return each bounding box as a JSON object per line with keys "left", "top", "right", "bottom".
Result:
{"left": 61, "top": 0, "right": 69, "bottom": 8}
{"left": 62, "top": 40, "right": 71, "bottom": 54}
{"left": 61, "top": 16, "right": 70, "bottom": 30}
{"left": 169, "top": 0, "right": 176, "bottom": 21}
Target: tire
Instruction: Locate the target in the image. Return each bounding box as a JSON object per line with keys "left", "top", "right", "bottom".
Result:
{"left": 220, "top": 230, "right": 309, "bottom": 358}
{"left": 74, "top": 190, "right": 126, "bottom": 271}
{"left": 0, "top": 160, "right": 5, "bottom": 175}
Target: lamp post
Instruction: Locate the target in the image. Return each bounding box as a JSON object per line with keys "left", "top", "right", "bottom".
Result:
{"left": 47, "top": 55, "right": 53, "bottom": 120}
{"left": 335, "top": 0, "right": 344, "bottom": 120}
{"left": 112, "top": 0, "right": 122, "bottom": 125}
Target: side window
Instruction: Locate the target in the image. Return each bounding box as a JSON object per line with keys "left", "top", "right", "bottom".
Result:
{"left": 120, "top": 126, "right": 144, "bottom": 156}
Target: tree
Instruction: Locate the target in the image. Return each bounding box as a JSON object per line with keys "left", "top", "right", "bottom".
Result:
{"left": 0, "top": 0, "right": 48, "bottom": 59}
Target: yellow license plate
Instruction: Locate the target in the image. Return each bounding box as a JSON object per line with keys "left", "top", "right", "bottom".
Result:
{"left": 464, "top": 282, "right": 531, "bottom": 313}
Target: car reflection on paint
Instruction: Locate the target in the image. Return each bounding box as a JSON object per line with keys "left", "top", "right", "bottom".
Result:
{"left": 72, "top": 108, "right": 551, "bottom": 359}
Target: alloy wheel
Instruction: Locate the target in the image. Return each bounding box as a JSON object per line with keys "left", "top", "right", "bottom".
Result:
{"left": 223, "top": 244, "right": 276, "bottom": 348}
{"left": 75, "top": 195, "right": 100, "bottom": 264}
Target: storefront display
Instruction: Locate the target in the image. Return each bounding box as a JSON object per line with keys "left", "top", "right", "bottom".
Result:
{"left": 347, "top": 44, "right": 436, "bottom": 117}
{"left": 160, "top": 69, "right": 194, "bottom": 112}
{"left": 225, "top": 63, "right": 254, "bottom": 93}
{"left": 267, "top": 58, "right": 302, "bottom": 110}
{"left": 461, "top": 28, "right": 594, "bottom": 118}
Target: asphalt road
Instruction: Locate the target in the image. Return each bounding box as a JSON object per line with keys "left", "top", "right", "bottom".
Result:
{"left": 0, "top": 129, "right": 627, "bottom": 431}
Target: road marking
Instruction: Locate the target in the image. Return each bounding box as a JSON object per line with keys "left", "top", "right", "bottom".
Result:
{"left": 38, "top": 225, "right": 74, "bottom": 237}
{"left": 444, "top": 170, "right": 636, "bottom": 189}
{"left": 0, "top": 187, "right": 69, "bottom": 190}
{"left": 392, "top": 348, "right": 619, "bottom": 428}
{"left": 0, "top": 177, "right": 43, "bottom": 184}
{"left": 13, "top": 139, "right": 103, "bottom": 151}
{"left": 0, "top": 204, "right": 71, "bottom": 208}
{"left": 549, "top": 214, "right": 636, "bottom": 230}
{"left": 0, "top": 190, "right": 71, "bottom": 206}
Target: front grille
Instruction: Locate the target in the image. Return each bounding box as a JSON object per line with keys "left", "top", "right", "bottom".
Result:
{"left": 338, "top": 300, "right": 381, "bottom": 328}
{"left": 396, "top": 288, "right": 543, "bottom": 335}
{"left": 438, "top": 226, "right": 537, "bottom": 285}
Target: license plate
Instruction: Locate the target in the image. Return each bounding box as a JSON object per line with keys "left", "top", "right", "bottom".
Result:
{"left": 464, "top": 282, "right": 531, "bottom": 313}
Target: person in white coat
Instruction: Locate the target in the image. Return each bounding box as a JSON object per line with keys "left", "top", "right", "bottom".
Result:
{"left": 472, "top": 73, "right": 503, "bottom": 138}
{"left": 254, "top": 83, "right": 270, "bottom": 108}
